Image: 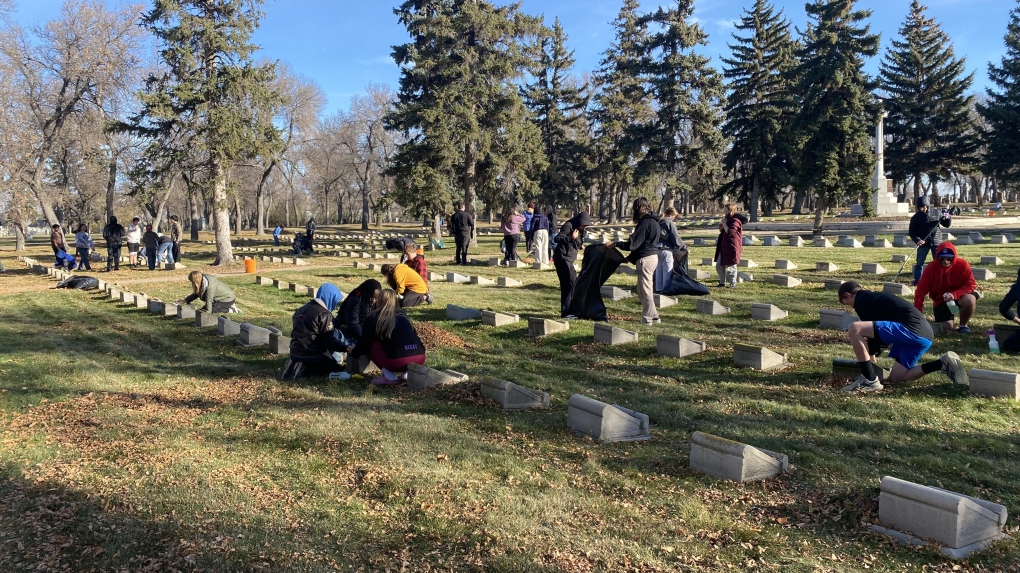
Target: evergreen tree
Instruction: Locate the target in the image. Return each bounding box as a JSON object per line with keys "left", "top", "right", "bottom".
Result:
{"left": 385, "top": 0, "right": 545, "bottom": 237}
{"left": 880, "top": 0, "right": 977, "bottom": 201}
{"left": 636, "top": 0, "right": 726, "bottom": 213}
{"left": 792, "top": 0, "right": 879, "bottom": 225}
{"left": 120, "top": 0, "right": 282, "bottom": 265}
{"left": 720, "top": 0, "right": 798, "bottom": 221}
{"left": 521, "top": 18, "right": 588, "bottom": 208}
{"left": 589, "top": 0, "right": 653, "bottom": 222}
{"left": 978, "top": 1, "right": 1020, "bottom": 189}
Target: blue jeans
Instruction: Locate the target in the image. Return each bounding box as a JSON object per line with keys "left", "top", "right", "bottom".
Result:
{"left": 146, "top": 250, "right": 157, "bottom": 270}
{"left": 157, "top": 242, "right": 174, "bottom": 264}
{"left": 912, "top": 243, "right": 936, "bottom": 284}
{"left": 274, "top": 235, "right": 280, "bottom": 246}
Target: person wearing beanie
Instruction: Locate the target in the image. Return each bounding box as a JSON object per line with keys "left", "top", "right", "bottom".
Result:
{"left": 998, "top": 268, "right": 1020, "bottom": 352}
{"left": 913, "top": 242, "right": 977, "bottom": 334}
{"left": 908, "top": 195, "right": 952, "bottom": 285}
{"left": 553, "top": 211, "right": 590, "bottom": 316}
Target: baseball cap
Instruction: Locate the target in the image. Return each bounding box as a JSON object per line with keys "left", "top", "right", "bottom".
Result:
{"left": 937, "top": 247, "right": 955, "bottom": 258}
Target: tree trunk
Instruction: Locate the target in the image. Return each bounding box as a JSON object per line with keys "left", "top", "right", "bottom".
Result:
{"left": 255, "top": 162, "right": 274, "bottom": 236}
{"left": 813, "top": 200, "right": 825, "bottom": 233}
{"left": 233, "top": 195, "right": 242, "bottom": 236}
{"left": 211, "top": 157, "right": 234, "bottom": 266}
{"left": 189, "top": 187, "right": 202, "bottom": 240}
{"left": 791, "top": 188, "right": 805, "bottom": 215}
{"left": 463, "top": 140, "right": 478, "bottom": 247}
{"left": 106, "top": 155, "right": 117, "bottom": 222}
{"left": 749, "top": 175, "right": 760, "bottom": 222}
{"left": 361, "top": 168, "right": 372, "bottom": 231}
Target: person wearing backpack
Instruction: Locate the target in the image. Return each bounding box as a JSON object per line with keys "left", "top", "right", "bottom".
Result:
{"left": 654, "top": 208, "right": 687, "bottom": 293}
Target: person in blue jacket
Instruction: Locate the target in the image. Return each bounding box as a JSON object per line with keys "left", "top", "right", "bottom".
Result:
{"left": 273, "top": 225, "right": 283, "bottom": 247}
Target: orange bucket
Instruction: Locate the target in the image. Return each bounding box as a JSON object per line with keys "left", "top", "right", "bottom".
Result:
{"left": 244, "top": 259, "right": 257, "bottom": 273}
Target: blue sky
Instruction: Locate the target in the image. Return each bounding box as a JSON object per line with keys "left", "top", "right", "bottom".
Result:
{"left": 9, "top": 0, "right": 1014, "bottom": 115}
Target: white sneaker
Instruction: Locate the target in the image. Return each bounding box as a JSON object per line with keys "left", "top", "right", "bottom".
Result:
{"left": 842, "top": 375, "right": 883, "bottom": 393}
{"left": 940, "top": 351, "right": 968, "bottom": 385}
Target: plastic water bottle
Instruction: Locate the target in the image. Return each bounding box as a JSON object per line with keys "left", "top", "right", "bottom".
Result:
{"left": 988, "top": 330, "right": 1001, "bottom": 355}
{"left": 329, "top": 371, "right": 352, "bottom": 381}
{"left": 947, "top": 300, "right": 959, "bottom": 316}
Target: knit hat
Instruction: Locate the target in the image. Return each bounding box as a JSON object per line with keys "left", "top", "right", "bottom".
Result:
{"left": 916, "top": 196, "right": 929, "bottom": 208}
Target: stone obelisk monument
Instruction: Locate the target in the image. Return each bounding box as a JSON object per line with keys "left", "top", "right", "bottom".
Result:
{"left": 873, "top": 111, "right": 908, "bottom": 215}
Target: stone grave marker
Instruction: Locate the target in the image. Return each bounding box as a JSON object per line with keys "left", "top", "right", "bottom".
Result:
{"left": 850, "top": 204, "right": 865, "bottom": 216}
{"left": 814, "top": 237, "right": 833, "bottom": 248}
{"left": 600, "top": 286, "right": 632, "bottom": 301}
{"left": 367, "top": 263, "right": 382, "bottom": 272}
{"left": 692, "top": 268, "right": 711, "bottom": 280}
{"left": 508, "top": 260, "right": 530, "bottom": 269}
{"left": 653, "top": 294, "right": 677, "bottom": 308}
{"left": 269, "top": 332, "right": 290, "bottom": 355}
{"left": 488, "top": 257, "right": 501, "bottom": 267}
{"left": 656, "top": 336, "right": 706, "bottom": 358}
{"left": 863, "top": 235, "right": 876, "bottom": 247}
{"left": 742, "top": 235, "right": 758, "bottom": 246}
{"left": 820, "top": 309, "right": 857, "bottom": 330}
{"left": 533, "top": 262, "right": 551, "bottom": 271}
{"left": 109, "top": 288, "right": 122, "bottom": 301}
{"left": 353, "top": 261, "right": 370, "bottom": 269}
{"left": 955, "top": 235, "right": 973, "bottom": 245}
{"left": 446, "top": 304, "right": 482, "bottom": 321}
{"left": 1006, "top": 233, "right": 1016, "bottom": 242}
{"left": 838, "top": 236, "right": 863, "bottom": 248}
{"left": 823, "top": 279, "right": 846, "bottom": 290}
{"left": 762, "top": 236, "right": 782, "bottom": 246}
{"left": 496, "top": 277, "right": 522, "bottom": 287}
{"left": 479, "top": 377, "right": 550, "bottom": 410}
{"left": 816, "top": 261, "right": 839, "bottom": 272}
{"left": 470, "top": 276, "right": 495, "bottom": 286}
{"left": 275, "top": 280, "right": 290, "bottom": 290}
{"left": 891, "top": 254, "right": 908, "bottom": 263}
{"left": 238, "top": 324, "right": 272, "bottom": 347}
{"left": 689, "top": 431, "right": 789, "bottom": 483}
{"left": 862, "top": 262, "right": 887, "bottom": 274}
{"left": 406, "top": 363, "right": 469, "bottom": 390}
{"left": 738, "top": 259, "right": 758, "bottom": 268}
{"left": 775, "top": 259, "right": 797, "bottom": 270}
{"left": 944, "top": 233, "right": 956, "bottom": 242}
{"left": 616, "top": 265, "right": 636, "bottom": 275}
{"left": 870, "top": 476, "right": 1009, "bottom": 559}
{"left": 256, "top": 275, "right": 273, "bottom": 286}
{"left": 882, "top": 282, "right": 913, "bottom": 296}
{"left": 968, "top": 369, "right": 1019, "bottom": 399}
{"left": 693, "top": 238, "right": 711, "bottom": 247}
{"left": 893, "top": 235, "right": 909, "bottom": 247}
{"left": 119, "top": 291, "right": 133, "bottom": 303}
{"left": 132, "top": 294, "right": 148, "bottom": 309}
{"left": 980, "top": 256, "right": 1004, "bottom": 266}
{"left": 790, "top": 237, "right": 805, "bottom": 247}
{"left": 289, "top": 283, "right": 305, "bottom": 293}
{"left": 873, "top": 238, "right": 892, "bottom": 248}
{"left": 446, "top": 272, "right": 470, "bottom": 284}
{"left": 427, "top": 271, "right": 446, "bottom": 282}
{"left": 566, "top": 394, "right": 651, "bottom": 443}
{"left": 593, "top": 323, "right": 638, "bottom": 345}
{"left": 772, "top": 275, "right": 801, "bottom": 288}
{"left": 695, "top": 299, "right": 729, "bottom": 315}
{"left": 733, "top": 343, "right": 789, "bottom": 370}
{"left": 701, "top": 257, "right": 714, "bottom": 266}
{"left": 737, "top": 271, "right": 754, "bottom": 283}
{"left": 177, "top": 305, "right": 196, "bottom": 320}
{"left": 527, "top": 317, "right": 569, "bottom": 337}
{"left": 972, "top": 268, "right": 996, "bottom": 280}
{"left": 195, "top": 310, "right": 218, "bottom": 327}
{"left": 480, "top": 310, "right": 520, "bottom": 327}
{"left": 218, "top": 316, "right": 241, "bottom": 336}
{"left": 751, "top": 303, "right": 788, "bottom": 321}
{"left": 970, "top": 232, "right": 986, "bottom": 242}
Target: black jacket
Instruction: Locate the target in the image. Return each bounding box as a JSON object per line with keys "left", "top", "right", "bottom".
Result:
{"left": 337, "top": 290, "right": 373, "bottom": 342}
{"left": 553, "top": 212, "right": 590, "bottom": 263}
{"left": 352, "top": 311, "right": 425, "bottom": 360}
{"left": 999, "top": 269, "right": 1020, "bottom": 321}
{"left": 102, "top": 223, "right": 125, "bottom": 247}
{"left": 616, "top": 213, "right": 661, "bottom": 263}
{"left": 449, "top": 210, "right": 474, "bottom": 238}
{"left": 853, "top": 289, "right": 934, "bottom": 341}
{"left": 908, "top": 209, "right": 951, "bottom": 245}
{"left": 290, "top": 300, "right": 345, "bottom": 362}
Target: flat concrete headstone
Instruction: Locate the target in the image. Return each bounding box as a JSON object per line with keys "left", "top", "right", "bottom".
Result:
{"left": 692, "top": 269, "right": 711, "bottom": 280}
{"left": 133, "top": 294, "right": 149, "bottom": 309}
{"left": 823, "top": 279, "right": 846, "bottom": 290}
{"left": 508, "top": 260, "right": 529, "bottom": 269}
{"left": 882, "top": 282, "right": 913, "bottom": 296}
{"left": 593, "top": 323, "right": 638, "bottom": 345}
{"left": 600, "top": 286, "right": 632, "bottom": 301}
{"left": 406, "top": 363, "right": 469, "bottom": 390}
{"left": 269, "top": 333, "right": 290, "bottom": 356}
{"left": 863, "top": 235, "right": 876, "bottom": 247}
{"left": 820, "top": 309, "right": 857, "bottom": 330}
{"left": 838, "top": 236, "right": 863, "bottom": 248}
{"left": 737, "top": 271, "right": 754, "bottom": 283}
{"left": 527, "top": 317, "right": 569, "bottom": 337}
{"left": 446, "top": 304, "right": 482, "bottom": 321}
{"left": 367, "top": 264, "right": 382, "bottom": 272}
{"left": 275, "top": 280, "right": 291, "bottom": 290}
{"left": 615, "top": 265, "right": 636, "bottom": 275}
{"left": 470, "top": 276, "right": 494, "bottom": 285}
{"left": 218, "top": 316, "right": 241, "bottom": 336}
{"left": 701, "top": 257, "right": 714, "bottom": 266}
{"left": 653, "top": 294, "right": 677, "bottom": 308}
{"left": 742, "top": 235, "right": 758, "bottom": 246}
{"left": 689, "top": 431, "right": 788, "bottom": 483}
{"left": 738, "top": 259, "right": 758, "bottom": 268}
{"left": 533, "top": 262, "right": 551, "bottom": 271}
{"left": 693, "top": 238, "right": 711, "bottom": 247}
{"left": 893, "top": 235, "right": 909, "bottom": 247}
{"left": 789, "top": 237, "right": 805, "bottom": 247}
{"left": 109, "top": 288, "right": 122, "bottom": 301}
{"left": 238, "top": 323, "right": 271, "bottom": 347}
{"left": 695, "top": 299, "right": 729, "bottom": 315}
{"left": 488, "top": 257, "right": 501, "bottom": 267}
{"left": 972, "top": 268, "right": 996, "bottom": 280}
{"left": 955, "top": 235, "right": 973, "bottom": 245}
{"left": 851, "top": 204, "right": 865, "bottom": 216}
{"left": 871, "top": 476, "right": 1009, "bottom": 558}
{"left": 1006, "top": 233, "right": 1016, "bottom": 242}
{"left": 256, "top": 275, "right": 273, "bottom": 286}
{"left": 762, "top": 236, "right": 782, "bottom": 246}
{"left": 177, "top": 305, "right": 196, "bottom": 320}
{"left": 119, "top": 291, "right": 133, "bottom": 303}
{"left": 970, "top": 232, "right": 986, "bottom": 242}
{"left": 816, "top": 262, "right": 839, "bottom": 272}
{"left": 873, "top": 238, "right": 892, "bottom": 248}
{"left": 944, "top": 233, "right": 956, "bottom": 242}
{"left": 980, "top": 256, "right": 1004, "bottom": 266}
{"left": 427, "top": 271, "right": 446, "bottom": 282}
{"left": 496, "top": 277, "right": 522, "bottom": 287}
{"left": 751, "top": 303, "right": 788, "bottom": 321}
{"left": 969, "top": 369, "right": 1019, "bottom": 399}
{"left": 479, "top": 377, "right": 550, "bottom": 410}
{"left": 656, "top": 336, "right": 706, "bottom": 358}
{"left": 775, "top": 259, "right": 797, "bottom": 270}
{"left": 891, "top": 254, "right": 908, "bottom": 263}
{"left": 289, "top": 283, "right": 305, "bottom": 293}
{"left": 353, "top": 261, "right": 370, "bottom": 269}
{"left": 446, "top": 272, "right": 470, "bottom": 284}
{"left": 480, "top": 310, "right": 519, "bottom": 327}
{"left": 772, "top": 275, "right": 801, "bottom": 288}
{"left": 733, "top": 343, "right": 789, "bottom": 370}
{"left": 862, "top": 263, "right": 887, "bottom": 274}
{"left": 566, "top": 394, "right": 650, "bottom": 443}
{"left": 814, "top": 237, "right": 833, "bottom": 248}
{"left": 195, "top": 310, "right": 218, "bottom": 327}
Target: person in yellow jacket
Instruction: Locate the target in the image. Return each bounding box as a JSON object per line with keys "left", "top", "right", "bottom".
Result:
{"left": 380, "top": 263, "right": 429, "bottom": 308}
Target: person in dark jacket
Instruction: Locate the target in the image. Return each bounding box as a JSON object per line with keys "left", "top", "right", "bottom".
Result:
{"left": 522, "top": 202, "right": 536, "bottom": 253}
{"left": 449, "top": 202, "right": 474, "bottom": 265}
{"left": 169, "top": 215, "right": 183, "bottom": 263}
{"left": 544, "top": 205, "right": 557, "bottom": 261}
{"left": 305, "top": 217, "right": 317, "bottom": 249}
{"left": 178, "top": 271, "right": 237, "bottom": 313}
{"left": 998, "top": 268, "right": 1020, "bottom": 352}
{"left": 553, "top": 211, "right": 590, "bottom": 317}
{"left": 286, "top": 283, "right": 348, "bottom": 378}
{"left": 336, "top": 279, "right": 382, "bottom": 346}
{"left": 908, "top": 196, "right": 952, "bottom": 285}
{"left": 607, "top": 197, "right": 662, "bottom": 324}
{"left": 654, "top": 207, "right": 687, "bottom": 292}
{"left": 713, "top": 203, "right": 744, "bottom": 288}
{"left": 351, "top": 289, "right": 426, "bottom": 386}
{"left": 102, "top": 216, "right": 126, "bottom": 272}
{"left": 838, "top": 281, "right": 966, "bottom": 393}
{"left": 50, "top": 224, "right": 68, "bottom": 267}
{"left": 142, "top": 225, "right": 160, "bottom": 270}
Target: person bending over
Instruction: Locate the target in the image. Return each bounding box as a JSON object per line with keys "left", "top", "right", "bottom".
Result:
{"left": 178, "top": 271, "right": 237, "bottom": 313}
{"left": 998, "top": 268, "right": 1020, "bottom": 352}
{"left": 351, "top": 289, "right": 426, "bottom": 386}
{"left": 552, "top": 212, "right": 590, "bottom": 317}
{"left": 913, "top": 243, "right": 977, "bottom": 334}
{"left": 380, "top": 263, "right": 429, "bottom": 308}
{"left": 838, "top": 281, "right": 966, "bottom": 393}
{"left": 287, "top": 283, "right": 348, "bottom": 378}
{"left": 336, "top": 279, "right": 382, "bottom": 348}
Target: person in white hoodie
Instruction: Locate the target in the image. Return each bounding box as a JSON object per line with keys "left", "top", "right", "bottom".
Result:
{"left": 125, "top": 217, "right": 142, "bottom": 267}
{"left": 74, "top": 224, "right": 95, "bottom": 271}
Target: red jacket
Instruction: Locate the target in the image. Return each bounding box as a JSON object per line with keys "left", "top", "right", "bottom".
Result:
{"left": 913, "top": 242, "right": 976, "bottom": 310}
{"left": 714, "top": 214, "right": 743, "bottom": 266}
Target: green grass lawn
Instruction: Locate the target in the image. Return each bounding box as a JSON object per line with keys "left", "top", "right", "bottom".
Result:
{"left": 1, "top": 226, "right": 1018, "bottom": 572}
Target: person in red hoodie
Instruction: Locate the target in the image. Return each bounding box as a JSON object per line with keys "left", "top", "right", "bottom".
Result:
{"left": 913, "top": 242, "right": 978, "bottom": 334}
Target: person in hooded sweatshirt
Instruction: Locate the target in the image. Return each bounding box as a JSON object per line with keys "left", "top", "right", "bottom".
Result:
{"left": 553, "top": 211, "right": 590, "bottom": 317}
{"left": 607, "top": 197, "right": 662, "bottom": 324}
{"left": 713, "top": 203, "right": 745, "bottom": 288}
{"left": 913, "top": 242, "right": 977, "bottom": 334}
{"left": 908, "top": 195, "right": 952, "bottom": 286}
{"left": 287, "top": 283, "right": 349, "bottom": 378}
{"left": 351, "top": 289, "right": 426, "bottom": 386}
{"left": 998, "top": 268, "right": 1020, "bottom": 352}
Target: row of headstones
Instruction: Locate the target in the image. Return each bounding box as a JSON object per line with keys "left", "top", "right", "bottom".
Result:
{"left": 695, "top": 257, "right": 1001, "bottom": 282}
{"left": 406, "top": 322, "right": 1009, "bottom": 558}
{"left": 689, "top": 232, "right": 1014, "bottom": 249}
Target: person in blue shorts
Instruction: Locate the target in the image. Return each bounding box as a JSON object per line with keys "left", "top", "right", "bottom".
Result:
{"left": 837, "top": 281, "right": 967, "bottom": 392}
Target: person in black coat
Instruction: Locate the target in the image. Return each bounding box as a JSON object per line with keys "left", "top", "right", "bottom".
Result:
{"left": 286, "top": 283, "right": 348, "bottom": 378}
{"left": 336, "top": 279, "right": 382, "bottom": 346}
{"left": 908, "top": 196, "right": 951, "bottom": 285}
{"left": 607, "top": 197, "right": 661, "bottom": 324}
{"left": 102, "top": 216, "right": 126, "bottom": 272}
{"left": 998, "top": 268, "right": 1020, "bottom": 352}
{"left": 552, "top": 211, "right": 590, "bottom": 317}
{"left": 449, "top": 202, "right": 474, "bottom": 265}
{"left": 351, "top": 289, "right": 426, "bottom": 385}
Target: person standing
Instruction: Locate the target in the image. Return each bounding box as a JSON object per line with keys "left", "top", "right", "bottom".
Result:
{"left": 125, "top": 217, "right": 142, "bottom": 268}
{"left": 913, "top": 243, "right": 978, "bottom": 334}
{"left": 553, "top": 212, "right": 590, "bottom": 317}
{"left": 350, "top": 289, "right": 427, "bottom": 386}
{"left": 544, "top": 205, "right": 557, "bottom": 261}
{"left": 714, "top": 204, "right": 745, "bottom": 288}
{"left": 499, "top": 207, "right": 526, "bottom": 265}
{"left": 522, "top": 202, "right": 536, "bottom": 254}
{"left": 533, "top": 206, "right": 551, "bottom": 265}
{"left": 838, "top": 281, "right": 967, "bottom": 392}
{"left": 74, "top": 224, "right": 94, "bottom": 271}
{"left": 142, "top": 224, "right": 160, "bottom": 270}
{"left": 102, "top": 216, "right": 126, "bottom": 272}
{"left": 273, "top": 224, "right": 283, "bottom": 247}
{"left": 449, "top": 202, "right": 474, "bottom": 265}
{"left": 608, "top": 197, "right": 661, "bottom": 324}
{"left": 908, "top": 196, "right": 952, "bottom": 286}
{"left": 654, "top": 208, "right": 687, "bottom": 293}
{"left": 50, "top": 224, "right": 68, "bottom": 267}
{"left": 169, "top": 215, "right": 183, "bottom": 263}
{"left": 305, "top": 217, "right": 317, "bottom": 250}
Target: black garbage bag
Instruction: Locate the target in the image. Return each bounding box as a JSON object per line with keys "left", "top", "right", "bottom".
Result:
{"left": 55, "top": 275, "right": 100, "bottom": 290}
{"left": 385, "top": 237, "right": 415, "bottom": 252}
{"left": 660, "top": 261, "right": 710, "bottom": 297}
{"left": 564, "top": 244, "right": 626, "bottom": 321}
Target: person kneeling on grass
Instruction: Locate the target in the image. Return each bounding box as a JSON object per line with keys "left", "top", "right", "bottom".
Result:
{"left": 998, "top": 267, "right": 1020, "bottom": 352}
{"left": 838, "top": 281, "right": 966, "bottom": 392}
{"left": 380, "top": 263, "right": 429, "bottom": 307}
{"left": 913, "top": 242, "right": 978, "bottom": 334}
{"left": 177, "top": 271, "right": 238, "bottom": 313}
{"left": 350, "top": 289, "right": 426, "bottom": 386}
{"left": 285, "top": 283, "right": 349, "bottom": 378}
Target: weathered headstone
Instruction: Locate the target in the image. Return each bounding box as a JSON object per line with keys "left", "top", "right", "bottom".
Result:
{"left": 814, "top": 237, "right": 833, "bottom": 248}
{"left": 496, "top": 277, "right": 522, "bottom": 287}
{"left": 980, "top": 256, "right": 1004, "bottom": 266}
{"left": 751, "top": 303, "right": 788, "bottom": 321}
{"left": 508, "top": 260, "right": 529, "bottom": 269}
{"left": 789, "top": 236, "right": 805, "bottom": 247}
{"left": 692, "top": 268, "right": 711, "bottom": 280}
{"left": 882, "top": 282, "right": 913, "bottom": 296}
{"left": 701, "top": 257, "right": 714, "bottom": 266}
{"left": 823, "top": 279, "right": 846, "bottom": 291}
{"left": 838, "top": 236, "right": 863, "bottom": 248}
{"left": 479, "top": 377, "right": 550, "bottom": 410}
{"left": 970, "top": 232, "right": 986, "bottom": 242}
{"left": 427, "top": 271, "right": 446, "bottom": 282}
{"left": 195, "top": 310, "right": 218, "bottom": 327}
{"left": 470, "top": 276, "right": 495, "bottom": 286}
{"left": 527, "top": 317, "right": 569, "bottom": 337}
{"left": 695, "top": 299, "right": 730, "bottom": 315}
{"left": 177, "top": 305, "right": 196, "bottom": 320}
{"left": 969, "top": 369, "right": 1019, "bottom": 399}
{"left": 600, "top": 286, "right": 632, "bottom": 301}
{"left": 972, "top": 268, "right": 996, "bottom": 280}
{"left": 891, "top": 254, "right": 908, "bottom": 263}
{"left": 480, "top": 310, "right": 520, "bottom": 327}
{"left": 775, "top": 259, "right": 797, "bottom": 270}
{"left": 816, "top": 261, "right": 839, "bottom": 272}
{"left": 406, "top": 363, "right": 469, "bottom": 390}
{"left": 873, "top": 238, "right": 892, "bottom": 248}
{"left": 762, "top": 236, "right": 782, "bottom": 246}
{"left": 653, "top": 294, "right": 677, "bottom": 308}
{"left": 269, "top": 332, "right": 290, "bottom": 355}
{"left": 119, "top": 291, "right": 133, "bottom": 303}
{"left": 255, "top": 275, "right": 273, "bottom": 286}
{"left": 693, "top": 238, "right": 711, "bottom": 247}
{"left": 593, "top": 323, "right": 638, "bottom": 345}
{"left": 862, "top": 262, "right": 887, "bottom": 274}
{"left": 863, "top": 235, "right": 877, "bottom": 247}
{"left": 820, "top": 309, "right": 857, "bottom": 330}
{"left": 733, "top": 343, "right": 789, "bottom": 370}
{"left": 737, "top": 271, "right": 754, "bottom": 283}
{"left": 289, "top": 283, "right": 306, "bottom": 293}
{"left": 656, "top": 336, "right": 706, "bottom": 358}
{"left": 488, "top": 257, "right": 502, "bottom": 267}
{"left": 689, "top": 431, "right": 789, "bottom": 483}
{"left": 566, "top": 394, "right": 651, "bottom": 443}
{"left": 738, "top": 259, "right": 758, "bottom": 268}
{"left": 218, "top": 316, "right": 241, "bottom": 336}
{"left": 742, "top": 235, "right": 758, "bottom": 246}
{"left": 893, "top": 235, "right": 909, "bottom": 247}
{"left": 772, "top": 275, "right": 801, "bottom": 288}
{"left": 615, "top": 265, "right": 636, "bottom": 275}
{"left": 446, "top": 272, "right": 470, "bottom": 284}
{"left": 446, "top": 304, "right": 482, "bottom": 321}
{"left": 850, "top": 204, "right": 865, "bottom": 216}
{"left": 533, "top": 262, "right": 551, "bottom": 271}
{"left": 238, "top": 323, "right": 271, "bottom": 347}
{"left": 955, "top": 235, "right": 973, "bottom": 245}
